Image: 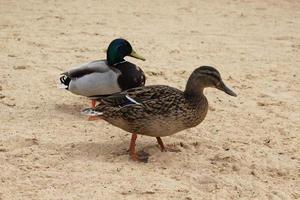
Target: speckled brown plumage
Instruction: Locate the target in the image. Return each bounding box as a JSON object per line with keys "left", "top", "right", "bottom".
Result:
{"left": 95, "top": 85, "right": 208, "bottom": 137}
{"left": 82, "top": 66, "right": 237, "bottom": 161}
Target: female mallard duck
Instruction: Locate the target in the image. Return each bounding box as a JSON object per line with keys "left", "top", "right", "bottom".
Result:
{"left": 82, "top": 66, "right": 237, "bottom": 162}
{"left": 59, "top": 38, "right": 146, "bottom": 108}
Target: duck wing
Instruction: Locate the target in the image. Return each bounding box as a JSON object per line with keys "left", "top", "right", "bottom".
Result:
{"left": 100, "top": 85, "right": 184, "bottom": 109}
{"left": 61, "top": 60, "right": 111, "bottom": 79}
{"left": 59, "top": 60, "right": 122, "bottom": 96}
{"left": 82, "top": 85, "right": 185, "bottom": 117}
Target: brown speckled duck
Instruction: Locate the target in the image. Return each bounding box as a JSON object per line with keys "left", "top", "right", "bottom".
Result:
{"left": 82, "top": 66, "right": 237, "bottom": 162}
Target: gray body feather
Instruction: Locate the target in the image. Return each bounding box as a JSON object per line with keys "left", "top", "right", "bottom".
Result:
{"left": 63, "top": 60, "right": 122, "bottom": 97}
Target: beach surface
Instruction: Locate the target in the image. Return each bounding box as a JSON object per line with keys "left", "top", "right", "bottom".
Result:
{"left": 0, "top": 0, "right": 299, "bottom": 199}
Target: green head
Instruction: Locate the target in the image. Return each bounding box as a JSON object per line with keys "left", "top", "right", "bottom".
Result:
{"left": 106, "top": 38, "right": 146, "bottom": 66}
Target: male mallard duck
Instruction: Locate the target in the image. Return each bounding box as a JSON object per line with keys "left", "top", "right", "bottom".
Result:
{"left": 82, "top": 66, "right": 237, "bottom": 162}
{"left": 59, "top": 38, "right": 146, "bottom": 108}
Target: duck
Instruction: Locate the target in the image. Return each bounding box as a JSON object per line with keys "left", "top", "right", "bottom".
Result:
{"left": 59, "top": 38, "right": 146, "bottom": 108}
{"left": 82, "top": 66, "right": 237, "bottom": 162}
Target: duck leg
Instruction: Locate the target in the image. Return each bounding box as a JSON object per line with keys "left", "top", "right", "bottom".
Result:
{"left": 156, "top": 137, "right": 181, "bottom": 152}
{"left": 91, "top": 99, "right": 96, "bottom": 108}
{"left": 156, "top": 137, "right": 166, "bottom": 152}
{"left": 88, "top": 100, "right": 98, "bottom": 121}
{"left": 129, "top": 133, "right": 149, "bottom": 162}
{"left": 129, "top": 133, "right": 137, "bottom": 160}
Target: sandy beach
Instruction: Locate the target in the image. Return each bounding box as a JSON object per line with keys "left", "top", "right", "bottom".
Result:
{"left": 0, "top": 0, "right": 299, "bottom": 199}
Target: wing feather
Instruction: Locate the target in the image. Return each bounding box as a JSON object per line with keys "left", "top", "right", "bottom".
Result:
{"left": 99, "top": 85, "right": 182, "bottom": 109}
{"left": 62, "top": 60, "right": 111, "bottom": 79}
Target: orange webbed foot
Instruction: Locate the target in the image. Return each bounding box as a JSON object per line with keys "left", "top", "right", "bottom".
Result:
{"left": 129, "top": 133, "right": 150, "bottom": 163}
{"left": 87, "top": 100, "right": 100, "bottom": 121}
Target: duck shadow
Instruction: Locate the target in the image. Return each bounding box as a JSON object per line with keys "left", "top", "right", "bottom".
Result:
{"left": 54, "top": 103, "right": 87, "bottom": 117}
{"left": 54, "top": 139, "right": 182, "bottom": 163}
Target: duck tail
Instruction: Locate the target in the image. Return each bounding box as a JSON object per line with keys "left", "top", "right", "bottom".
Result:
{"left": 59, "top": 75, "right": 71, "bottom": 90}
{"left": 81, "top": 108, "right": 103, "bottom": 116}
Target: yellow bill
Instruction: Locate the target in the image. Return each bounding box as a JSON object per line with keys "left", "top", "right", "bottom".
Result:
{"left": 130, "top": 50, "right": 146, "bottom": 61}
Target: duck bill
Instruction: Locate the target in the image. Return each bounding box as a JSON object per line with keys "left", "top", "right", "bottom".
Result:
{"left": 218, "top": 81, "right": 237, "bottom": 97}
{"left": 129, "top": 50, "right": 146, "bottom": 61}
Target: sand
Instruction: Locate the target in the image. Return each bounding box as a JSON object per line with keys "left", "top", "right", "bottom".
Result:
{"left": 0, "top": 0, "right": 299, "bottom": 199}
